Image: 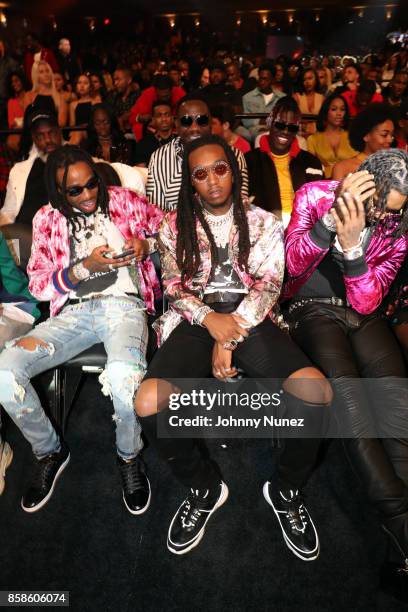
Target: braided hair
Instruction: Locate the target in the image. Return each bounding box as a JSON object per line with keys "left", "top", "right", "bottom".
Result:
{"left": 45, "top": 145, "right": 109, "bottom": 236}
{"left": 358, "top": 148, "right": 408, "bottom": 237}
{"left": 176, "top": 134, "right": 250, "bottom": 283}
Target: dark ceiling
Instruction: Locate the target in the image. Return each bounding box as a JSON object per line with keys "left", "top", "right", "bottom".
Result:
{"left": 7, "top": 0, "right": 404, "bottom": 16}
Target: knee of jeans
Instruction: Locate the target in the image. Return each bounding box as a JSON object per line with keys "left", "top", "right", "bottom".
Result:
{"left": 284, "top": 367, "right": 333, "bottom": 405}
{"left": 7, "top": 336, "right": 55, "bottom": 355}
{"left": 98, "top": 361, "right": 145, "bottom": 408}
{"left": 0, "top": 369, "right": 27, "bottom": 405}
{"left": 134, "top": 378, "right": 175, "bottom": 417}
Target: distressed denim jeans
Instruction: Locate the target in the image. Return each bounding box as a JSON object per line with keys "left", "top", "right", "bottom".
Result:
{"left": 0, "top": 296, "right": 148, "bottom": 460}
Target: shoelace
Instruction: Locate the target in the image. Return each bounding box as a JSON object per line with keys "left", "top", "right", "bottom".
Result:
{"left": 180, "top": 489, "right": 209, "bottom": 528}
{"left": 32, "top": 455, "right": 62, "bottom": 489}
{"left": 281, "top": 490, "right": 308, "bottom": 534}
{"left": 119, "top": 460, "right": 145, "bottom": 493}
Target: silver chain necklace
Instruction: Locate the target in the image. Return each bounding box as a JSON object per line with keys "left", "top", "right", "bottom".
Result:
{"left": 202, "top": 206, "right": 234, "bottom": 248}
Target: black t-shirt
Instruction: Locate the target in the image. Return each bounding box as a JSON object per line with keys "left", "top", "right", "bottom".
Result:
{"left": 17, "top": 158, "right": 48, "bottom": 226}
{"left": 134, "top": 133, "right": 175, "bottom": 166}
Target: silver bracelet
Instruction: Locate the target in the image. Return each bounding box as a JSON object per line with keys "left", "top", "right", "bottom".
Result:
{"left": 193, "top": 305, "right": 213, "bottom": 327}
{"left": 343, "top": 246, "right": 364, "bottom": 261}
{"left": 72, "top": 261, "right": 91, "bottom": 281}
{"left": 321, "top": 211, "right": 337, "bottom": 232}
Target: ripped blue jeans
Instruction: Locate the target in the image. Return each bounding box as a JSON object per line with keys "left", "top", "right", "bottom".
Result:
{"left": 0, "top": 296, "right": 148, "bottom": 460}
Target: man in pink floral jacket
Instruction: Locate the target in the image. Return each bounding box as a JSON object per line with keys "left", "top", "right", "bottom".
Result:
{"left": 0, "top": 146, "right": 163, "bottom": 515}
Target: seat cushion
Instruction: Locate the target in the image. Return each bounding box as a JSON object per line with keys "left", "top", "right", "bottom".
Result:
{"left": 64, "top": 343, "right": 107, "bottom": 368}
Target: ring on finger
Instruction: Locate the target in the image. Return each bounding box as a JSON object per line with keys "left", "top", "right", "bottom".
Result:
{"left": 108, "top": 263, "right": 114, "bottom": 271}
{"left": 237, "top": 335, "right": 245, "bottom": 343}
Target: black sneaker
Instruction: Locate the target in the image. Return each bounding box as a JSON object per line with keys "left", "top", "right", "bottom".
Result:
{"left": 263, "top": 481, "right": 319, "bottom": 561}
{"left": 21, "top": 443, "right": 70, "bottom": 513}
{"left": 167, "top": 481, "right": 229, "bottom": 555}
{"left": 118, "top": 455, "right": 151, "bottom": 515}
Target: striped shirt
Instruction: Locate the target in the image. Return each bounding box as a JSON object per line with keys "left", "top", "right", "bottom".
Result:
{"left": 146, "top": 137, "right": 249, "bottom": 211}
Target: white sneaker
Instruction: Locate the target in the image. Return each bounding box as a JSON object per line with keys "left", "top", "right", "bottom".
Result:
{"left": 0, "top": 441, "right": 13, "bottom": 495}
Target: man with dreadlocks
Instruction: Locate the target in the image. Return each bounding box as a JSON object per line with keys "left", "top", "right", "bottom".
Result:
{"left": 283, "top": 149, "right": 408, "bottom": 601}
{"left": 135, "top": 134, "right": 333, "bottom": 559}
{"left": 0, "top": 145, "right": 163, "bottom": 515}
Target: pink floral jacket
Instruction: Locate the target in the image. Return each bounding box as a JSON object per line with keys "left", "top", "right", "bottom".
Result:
{"left": 154, "top": 204, "right": 285, "bottom": 345}
{"left": 283, "top": 181, "right": 408, "bottom": 314}
{"left": 27, "top": 187, "right": 164, "bottom": 316}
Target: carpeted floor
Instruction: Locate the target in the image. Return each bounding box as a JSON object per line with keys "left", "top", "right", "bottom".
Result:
{"left": 0, "top": 376, "right": 406, "bottom": 612}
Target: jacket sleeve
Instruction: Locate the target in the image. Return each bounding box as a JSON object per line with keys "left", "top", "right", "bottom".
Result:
{"left": 285, "top": 184, "right": 333, "bottom": 280}
{"left": 146, "top": 148, "right": 165, "bottom": 209}
{"left": 343, "top": 237, "right": 408, "bottom": 314}
{"left": 234, "top": 214, "right": 285, "bottom": 327}
{"left": 27, "top": 210, "right": 61, "bottom": 302}
{"left": 234, "top": 149, "right": 249, "bottom": 198}
{"left": 159, "top": 217, "right": 208, "bottom": 324}
{"left": 0, "top": 166, "right": 19, "bottom": 225}
{"left": 0, "top": 232, "right": 40, "bottom": 318}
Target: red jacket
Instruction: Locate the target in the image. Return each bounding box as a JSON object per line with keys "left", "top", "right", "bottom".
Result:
{"left": 341, "top": 89, "right": 383, "bottom": 117}
{"left": 129, "top": 86, "right": 186, "bottom": 141}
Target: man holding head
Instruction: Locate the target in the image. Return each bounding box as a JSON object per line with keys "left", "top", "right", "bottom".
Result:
{"left": 146, "top": 94, "right": 248, "bottom": 211}
{"left": 108, "top": 67, "right": 140, "bottom": 133}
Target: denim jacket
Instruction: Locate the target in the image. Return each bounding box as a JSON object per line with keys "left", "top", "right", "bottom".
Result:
{"left": 154, "top": 204, "right": 285, "bottom": 345}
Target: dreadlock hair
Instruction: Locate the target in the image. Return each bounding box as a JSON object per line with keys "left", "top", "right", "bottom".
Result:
{"left": 45, "top": 145, "right": 109, "bottom": 236}
{"left": 358, "top": 148, "right": 408, "bottom": 238}
{"left": 176, "top": 134, "right": 250, "bottom": 284}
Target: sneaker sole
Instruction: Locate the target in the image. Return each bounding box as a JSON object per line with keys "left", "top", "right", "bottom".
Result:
{"left": 21, "top": 452, "right": 71, "bottom": 513}
{"left": 263, "top": 481, "right": 319, "bottom": 562}
{"left": 0, "top": 444, "right": 13, "bottom": 496}
{"left": 122, "top": 477, "right": 151, "bottom": 515}
{"left": 167, "top": 481, "right": 229, "bottom": 555}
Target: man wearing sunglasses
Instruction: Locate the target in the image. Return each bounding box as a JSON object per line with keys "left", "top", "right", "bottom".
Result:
{"left": 147, "top": 94, "right": 248, "bottom": 211}
{"left": 0, "top": 111, "right": 63, "bottom": 227}
{"left": 0, "top": 145, "right": 164, "bottom": 515}
{"left": 245, "top": 96, "right": 323, "bottom": 227}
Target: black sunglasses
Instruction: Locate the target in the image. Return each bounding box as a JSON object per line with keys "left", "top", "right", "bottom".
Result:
{"left": 273, "top": 121, "right": 300, "bottom": 134}
{"left": 63, "top": 175, "right": 99, "bottom": 198}
{"left": 179, "top": 114, "right": 210, "bottom": 127}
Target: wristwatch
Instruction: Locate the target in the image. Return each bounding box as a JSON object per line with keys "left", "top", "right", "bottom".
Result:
{"left": 343, "top": 246, "right": 364, "bottom": 260}
{"left": 321, "top": 211, "right": 337, "bottom": 232}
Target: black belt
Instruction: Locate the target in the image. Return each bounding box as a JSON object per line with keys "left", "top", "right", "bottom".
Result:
{"left": 203, "top": 291, "right": 247, "bottom": 305}
{"left": 288, "top": 297, "right": 347, "bottom": 314}
{"left": 68, "top": 293, "right": 137, "bottom": 305}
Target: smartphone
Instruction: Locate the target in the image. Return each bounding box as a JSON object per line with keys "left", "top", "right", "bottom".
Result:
{"left": 103, "top": 249, "right": 134, "bottom": 260}
{"left": 111, "top": 248, "right": 135, "bottom": 260}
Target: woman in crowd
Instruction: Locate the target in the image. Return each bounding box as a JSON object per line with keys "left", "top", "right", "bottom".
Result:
{"left": 307, "top": 94, "right": 357, "bottom": 178}
{"left": 332, "top": 102, "right": 395, "bottom": 179}
{"left": 69, "top": 73, "right": 101, "bottom": 144}
{"left": 24, "top": 60, "right": 68, "bottom": 127}
{"left": 135, "top": 134, "right": 332, "bottom": 560}
{"left": 53, "top": 72, "right": 77, "bottom": 106}
{"left": 293, "top": 68, "right": 325, "bottom": 135}
{"left": 90, "top": 72, "right": 107, "bottom": 102}
{"left": 283, "top": 149, "right": 408, "bottom": 599}
{"left": 7, "top": 71, "right": 29, "bottom": 152}
{"left": 273, "top": 62, "right": 292, "bottom": 95}
{"left": 82, "top": 103, "right": 135, "bottom": 165}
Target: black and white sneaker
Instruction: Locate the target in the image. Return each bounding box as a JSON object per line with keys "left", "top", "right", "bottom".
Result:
{"left": 21, "top": 443, "right": 70, "bottom": 513}
{"left": 263, "top": 481, "right": 319, "bottom": 561}
{"left": 118, "top": 455, "right": 151, "bottom": 515}
{"left": 167, "top": 481, "right": 229, "bottom": 555}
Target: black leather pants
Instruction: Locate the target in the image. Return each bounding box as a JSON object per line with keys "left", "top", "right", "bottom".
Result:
{"left": 288, "top": 302, "right": 408, "bottom": 558}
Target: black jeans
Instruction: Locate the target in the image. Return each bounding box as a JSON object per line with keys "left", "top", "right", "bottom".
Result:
{"left": 288, "top": 302, "right": 408, "bottom": 557}
{"left": 140, "top": 317, "right": 329, "bottom": 492}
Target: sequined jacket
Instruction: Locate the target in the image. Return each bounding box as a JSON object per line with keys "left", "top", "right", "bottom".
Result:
{"left": 27, "top": 186, "right": 164, "bottom": 316}
{"left": 154, "top": 204, "right": 285, "bottom": 345}
{"left": 283, "top": 181, "right": 408, "bottom": 314}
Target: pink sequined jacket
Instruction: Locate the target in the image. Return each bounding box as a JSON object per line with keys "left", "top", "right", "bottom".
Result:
{"left": 27, "top": 186, "right": 164, "bottom": 316}
{"left": 283, "top": 181, "right": 408, "bottom": 314}
{"left": 154, "top": 204, "right": 285, "bottom": 345}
